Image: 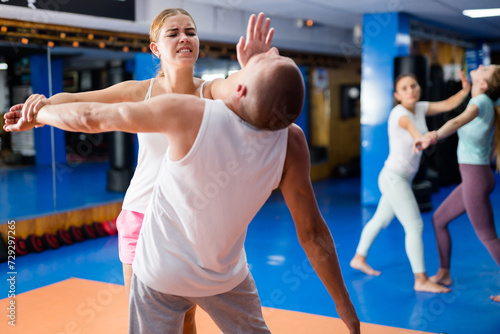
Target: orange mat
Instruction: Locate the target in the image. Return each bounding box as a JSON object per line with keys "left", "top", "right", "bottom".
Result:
{"left": 0, "top": 278, "right": 433, "bottom": 334}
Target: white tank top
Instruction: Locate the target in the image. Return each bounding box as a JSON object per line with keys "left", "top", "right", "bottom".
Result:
{"left": 133, "top": 99, "right": 288, "bottom": 297}
{"left": 122, "top": 79, "right": 206, "bottom": 212}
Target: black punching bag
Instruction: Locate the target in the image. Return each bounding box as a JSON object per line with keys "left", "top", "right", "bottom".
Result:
{"left": 426, "top": 64, "right": 462, "bottom": 186}
{"left": 107, "top": 131, "right": 134, "bottom": 192}
{"left": 394, "top": 55, "right": 432, "bottom": 211}
{"left": 424, "top": 64, "right": 446, "bottom": 192}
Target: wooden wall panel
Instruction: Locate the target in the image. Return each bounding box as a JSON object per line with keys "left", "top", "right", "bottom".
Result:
{"left": 311, "top": 59, "right": 361, "bottom": 181}
{"left": 0, "top": 201, "right": 122, "bottom": 242}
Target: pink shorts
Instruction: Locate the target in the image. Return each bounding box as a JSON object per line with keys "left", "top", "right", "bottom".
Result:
{"left": 116, "top": 209, "right": 144, "bottom": 265}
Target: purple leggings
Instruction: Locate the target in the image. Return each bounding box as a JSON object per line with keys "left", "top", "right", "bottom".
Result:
{"left": 433, "top": 164, "right": 500, "bottom": 269}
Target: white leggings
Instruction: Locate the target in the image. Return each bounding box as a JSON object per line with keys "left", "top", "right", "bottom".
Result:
{"left": 356, "top": 166, "right": 425, "bottom": 273}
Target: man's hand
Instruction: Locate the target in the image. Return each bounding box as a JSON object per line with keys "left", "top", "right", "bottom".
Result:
{"left": 236, "top": 12, "right": 274, "bottom": 68}
{"left": 3, "top": 105, "right": 38, "bottom": 132}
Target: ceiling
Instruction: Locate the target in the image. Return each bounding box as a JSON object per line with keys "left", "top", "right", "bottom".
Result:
{"left": 189, "top": 0, "right": 500, "bottom": 40}
{"left": 1, "top": 0, "right": 500, "bottom": 68}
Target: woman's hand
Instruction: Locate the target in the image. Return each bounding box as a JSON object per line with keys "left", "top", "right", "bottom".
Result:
{"left": 459, "top": 69, "right": 471, "bottom": 94}
{"left": 413, "top": 131, "right": 438, "bottom": 153}
{"left": 13, "top": 94, "right": 50, "bottom": 128}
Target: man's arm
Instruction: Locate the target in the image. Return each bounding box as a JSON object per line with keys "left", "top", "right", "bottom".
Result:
{"left": 10, "top": 80, "right": 149, "bottom": 124}
{"left": 279, "top": 124, "right": 360, "bottom": 334}
{"left": 4, "top": 94, "right": 205, "bottom": 160}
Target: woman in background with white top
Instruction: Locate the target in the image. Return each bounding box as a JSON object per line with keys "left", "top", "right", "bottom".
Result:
{"left": 350, "top": 71, "right": 470, "bottom": 293}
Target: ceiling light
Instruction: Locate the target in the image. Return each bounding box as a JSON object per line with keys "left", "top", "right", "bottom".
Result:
{"left": 296, "top": 19, "right": 315, "bottom": 28}
{"left": 463, "top": 8, "right": 500, "bottom": 18}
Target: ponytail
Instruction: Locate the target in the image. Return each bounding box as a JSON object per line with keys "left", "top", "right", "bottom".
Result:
{"left": 485, "top": 66, "right": 500, "bottom": 171}
{"left": 494, "top": 105, "right": 500, "bottom": 172}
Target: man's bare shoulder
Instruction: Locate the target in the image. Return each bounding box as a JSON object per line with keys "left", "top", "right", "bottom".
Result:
{"left": 287, "top": 124, "right": 307, "bottom": 151}
{"left": 283, "top": 124, "right": 309, "bottom": 171}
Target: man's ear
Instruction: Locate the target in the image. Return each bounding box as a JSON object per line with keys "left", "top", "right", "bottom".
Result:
{"left": 236, "top": 84, "right": 247, "bottom": 97}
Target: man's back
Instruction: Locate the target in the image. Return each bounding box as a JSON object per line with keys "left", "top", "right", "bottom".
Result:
{"left": 133, "top": 99, "right": 288, "bottom": 297}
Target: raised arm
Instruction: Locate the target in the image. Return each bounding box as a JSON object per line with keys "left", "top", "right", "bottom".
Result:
{"left": 205, "top": 12, "right": 274, "bottom": 100}
{"left": 414, "top": 104, "right": 479, "bottom": 152}
{"left": 426, "top": 70, "right": 470, "bottom": 116}
{"left": 279, "top": 125, "right": 360, "bottom": 334}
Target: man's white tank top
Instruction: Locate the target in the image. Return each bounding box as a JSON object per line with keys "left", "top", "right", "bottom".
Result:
{"left": 133, "top": 99, "right": 288, "bottom": 297}
{"left": 121, "top": 79, "right": 206, "bottom": 213}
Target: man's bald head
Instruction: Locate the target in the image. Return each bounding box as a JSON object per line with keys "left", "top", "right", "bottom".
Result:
{"left": 239, "top": 51, "right": 305, "bottom": 131}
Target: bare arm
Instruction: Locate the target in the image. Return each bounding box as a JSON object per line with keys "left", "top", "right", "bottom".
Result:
{"left": 279, "top": 125, "right": 360, "bottom": 334}
{"left": 11, "top": 80, "right": 148, "bottom": 123}
{"left": 205, "top": 12, "right": 274, "bottom": 100}
{"left": 426, "top": 70, "right": 470, "bottom": 116}
{"left": 413, "top": 104, "right": 479, "bottom": 152}
{"left": 433, "top": 104, "right": 479, "bottom": 140}
{"left": 51, "top": 80, "right": 147, "bottom": 104}
{"left": 5, "top": 94, "right": 204, "bottom": 159}
{"left": 399, "top": 115, "right": 424, "bottom": 140}
{"left": 399, "top": 114, "right": 437, "bottom": 153}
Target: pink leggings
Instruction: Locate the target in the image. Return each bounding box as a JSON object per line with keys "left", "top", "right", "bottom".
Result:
{"left": 433, "top": 164, "right": 500, "bottom": 269}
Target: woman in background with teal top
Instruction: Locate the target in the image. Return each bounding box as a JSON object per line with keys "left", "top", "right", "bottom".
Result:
{"left": 414, "top": 64, "right": 500, "bottom": 302}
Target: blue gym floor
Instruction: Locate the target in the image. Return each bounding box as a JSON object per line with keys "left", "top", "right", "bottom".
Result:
{"left": 1, "top": 162, "right": 499, "bottom": 334}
